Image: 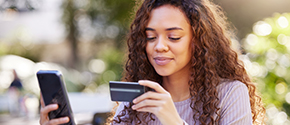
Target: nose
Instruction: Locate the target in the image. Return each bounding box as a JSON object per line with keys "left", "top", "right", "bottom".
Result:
{"left": 154, "top": 37, "right": 169, "bottom": 52}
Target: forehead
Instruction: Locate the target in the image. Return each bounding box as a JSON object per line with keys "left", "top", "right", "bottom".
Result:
{"left": 147, "top": 5, "right": 191, "bottom": 29}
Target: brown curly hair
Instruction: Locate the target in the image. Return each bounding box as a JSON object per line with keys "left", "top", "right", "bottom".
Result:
{"left": 109, "top": 0, "right": 265, "bottom": 124}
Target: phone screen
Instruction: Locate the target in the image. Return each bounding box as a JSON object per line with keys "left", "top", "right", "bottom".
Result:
{"left": 37, "top": 71, "right": 75, "bottom": 125}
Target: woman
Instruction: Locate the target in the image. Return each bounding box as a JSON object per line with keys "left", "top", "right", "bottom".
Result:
{"left": 110, "top": 0, "right": 265, "bottom": 124}
{"left": 40, "top": 0, "right": 265, "bottom": 125}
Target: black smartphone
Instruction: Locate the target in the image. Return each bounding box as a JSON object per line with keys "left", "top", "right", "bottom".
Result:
{"left": 109, "top": 81, "right": 147, "bottom": 102}
{"left": 37, "top": 70, "right": 76, "bottom": 125}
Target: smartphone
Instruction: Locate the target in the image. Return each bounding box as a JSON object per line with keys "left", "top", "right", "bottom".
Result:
{"left": 37, "top": 70, "right": 76, "bottom": 125}
{"left": 109, "top": 81, "right": 146, "bottom": 102}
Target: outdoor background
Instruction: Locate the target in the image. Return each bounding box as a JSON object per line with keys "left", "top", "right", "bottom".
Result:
{"left": 0, "top": 0, "right": 290, "bottom": 125}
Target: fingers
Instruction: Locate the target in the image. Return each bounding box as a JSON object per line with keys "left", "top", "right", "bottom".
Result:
{"left": 40, "top": 104, "right": 58, "bottom": 117}
{"left": 133, "top": 91, "right": 167, "bottom": 103}
{"left": 138, "top": 80, "right": 168, "bottom": 94}
{"left": 132, "top": 92, "right": 172, "bottom": 116}
{"left": 48, "top": 117, "right": 70, "bottom": 125}
{"left": 40, "top": 93, "right": 45, "bottom": 108}
{"left": 133, "top": 106, "right": 160, "bottom": 114}
{"left": 39, "top": 93, "right": 69, "bottom": 125}
{"left": 40, "top": 104, "right": 59, "bottom": 124}
{"left": 40, "top": 117, "right": 70, "bottom": 125}
{"left": 39, "top": 104, "right": 70, "bottom": 125}
{"left": 134, "top": 80, "right": 171, "bottom": 104}
{"left": 132, "top": 99, "right": 164, "bottom": 110}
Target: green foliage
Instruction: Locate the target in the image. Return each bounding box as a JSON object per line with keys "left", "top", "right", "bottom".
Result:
{"left": 62, "top": 0, "right": 134, "bottom": 43}
{"left": 60, "top": 0, "right": 134, "bottom": 88}
{"left": 61, "top": 0, "right": 135, "bottom": 68}
{"left": 96, "top": 46, "right": 125, "bottom": 85}
{"left": 242, "top": 13, "right": 290, "bottom": 121}
{"left": 0, "top": 42, "right": 42, "bottom": 62}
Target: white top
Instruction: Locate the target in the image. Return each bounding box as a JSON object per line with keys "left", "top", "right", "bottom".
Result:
{"left": 113, "top": 80, "right": 252, "bottom": 125}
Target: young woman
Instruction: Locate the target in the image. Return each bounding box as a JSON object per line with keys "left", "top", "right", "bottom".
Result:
{"left": 110, "top": 0, "right": 265, "bottom": 124}
{"left": 39, "top": 0, "right": 265, "bottom": 125}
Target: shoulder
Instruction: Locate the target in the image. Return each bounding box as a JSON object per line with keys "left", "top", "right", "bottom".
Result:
{"left": 217, "top": 80, "right": 249, "bottom": 98}
{"left": 217, "top": 80, "right": 251, "bottom": 113}
{"left": 218, "top": 80, "right": 248, "bottom": 90}
{"left": 217, "top": 80, "right": 252, "bottom": 124}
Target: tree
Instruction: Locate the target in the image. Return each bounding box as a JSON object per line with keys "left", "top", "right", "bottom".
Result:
{"left": 242, "top": 13, "right": 290, "bottom": 124}
{"left": 61, "top": 0, "right": 135, "bottom": 69}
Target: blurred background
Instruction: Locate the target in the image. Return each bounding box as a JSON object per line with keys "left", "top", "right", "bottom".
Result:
{"left": 0, "top": 0, "right": 289, "bottom": 124}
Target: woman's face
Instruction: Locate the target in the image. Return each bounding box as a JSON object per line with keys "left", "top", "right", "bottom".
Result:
{"left": 145, "top": 5, "right": 193, "bottom": 77}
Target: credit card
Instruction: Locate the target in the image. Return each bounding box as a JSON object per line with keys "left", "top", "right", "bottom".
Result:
{"left": 109, "top": 81, "right": 145, "bottom": 102}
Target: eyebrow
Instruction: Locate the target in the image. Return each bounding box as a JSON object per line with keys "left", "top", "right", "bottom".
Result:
{"left": 145, "top": 27, "right": 183, "bottom": 31}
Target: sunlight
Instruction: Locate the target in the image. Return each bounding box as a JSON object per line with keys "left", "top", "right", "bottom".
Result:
{"left": 266, "top": 49, "right": 279, "bottom": 61}
{"left": 265, "top": 59, "right": 276, "bottom": 70}
{"left": 88, "top": 59, "right": 106, "bottom": 74}
{"left": 253, "top": 21, "right": 272, "bottom": 36}
{"left": 275, "top": 66, "right": 287, "bottom": 77}
{"left": 266, "top": 104, "right": 278, "bottom": 119}
{"left": 102, "top": 70, "right": 116, "bottom": 82}
{"left": 277, "top": 16, "right": 289, "bottom": 28}
{"left": 275, "top": 82, "right": 286, "bottom": 94}
{"left": 285, "top": 92, "right": 290, "bottom": 104}
{"left": 272, "top": 112, "right": 288, "bottom": 125}
{"left": 246, "top": 34, "right": 259, "bottom": 46}
{"left": 277, "top": 34, "right": 288, "bottom": 45}
{"left": 278, "top": 54, "right": 290, "bottom": 68}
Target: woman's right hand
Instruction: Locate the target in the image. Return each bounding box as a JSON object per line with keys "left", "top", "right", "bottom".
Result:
{"left": 39, "top": 95, "right": 70, "bottom": 125}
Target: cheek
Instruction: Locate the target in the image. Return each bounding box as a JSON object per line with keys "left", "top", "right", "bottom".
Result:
{"left": 145, "top": 42, "right": 153, "bottom": 55}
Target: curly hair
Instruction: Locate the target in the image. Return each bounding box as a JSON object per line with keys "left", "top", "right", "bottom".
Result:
{"left": 109, "top": 0, "right": 265, "bottom": 124}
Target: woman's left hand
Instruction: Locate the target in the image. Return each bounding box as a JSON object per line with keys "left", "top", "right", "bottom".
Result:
{"left": 132, "top": 80, "right": 183, "bottom": 125}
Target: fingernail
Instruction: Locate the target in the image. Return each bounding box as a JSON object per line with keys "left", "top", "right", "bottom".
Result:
{"left": 133, "top": 99, "right": 136, "bottom": 103}
{"left": 132, "top": 105, "right": 135, "bottom": 109}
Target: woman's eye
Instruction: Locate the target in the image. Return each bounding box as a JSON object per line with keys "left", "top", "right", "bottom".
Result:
{"left": 169, "top": 37, "right": 181, "bottom": 41}
{"left": 146, "top": 37, "right": 156, "bottom": 41}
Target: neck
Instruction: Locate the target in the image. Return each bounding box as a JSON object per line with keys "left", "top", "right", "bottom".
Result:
{"left": 162, "top": 69, "right": 190, "bottom": 102}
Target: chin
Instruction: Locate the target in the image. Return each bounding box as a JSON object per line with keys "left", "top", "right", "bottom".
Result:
{"left": 155, "top": 69, "right": 171, "bottom": 77}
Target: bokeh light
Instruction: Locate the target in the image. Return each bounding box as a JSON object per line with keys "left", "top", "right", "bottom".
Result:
{"left": 266, "top": 49, "right": 279, "bottom": 61}
{"left": 277, "top": 16, "right": 289, "bottom": 29}
{"left": 273, "top": 112, "right": 288, "bottom": 124}
{"left": 245, "top": 34, "right": 259, "bottom": 46}
{"left": 265, "top": 59, "right": 276, "bottom": 70}
{"left": 253, "top": 21, "right": 272, "bottom": 36}
{"left": 266, "top": 104, "right": 279, "bottom": 119}
{"left": 275, "top": 82, "right": 286, "bottom": 95}
{"left": 277, "top": 34, "right": 288, "bottom": 45}
{"left": 88, "top": 59, "right": 106, "bottom": 74}
{"left": 105, "top": 25, "right": 119, "bottom": 39}
{"left": 243, "top": 13, "right": 290, "bottom": 124}
{"left": 285, "top": 92, "right": 290, "bottom": 104}
{"left": 278, "top": 54, "right": 290, "bottom": 68}
{"left": 102, "top": 70, "right": 116, "bottom": 82}
{"left": 275, "top": 66, "right": 287, "bottom": 77}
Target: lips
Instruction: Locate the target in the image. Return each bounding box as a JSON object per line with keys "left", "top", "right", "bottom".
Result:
{"left": 154, "top": 57, "right": 173, "bottom": 65}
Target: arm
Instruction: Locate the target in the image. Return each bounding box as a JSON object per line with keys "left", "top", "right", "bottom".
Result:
{"left": 218, "top": 81, "right": 252, "bottom": 125}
